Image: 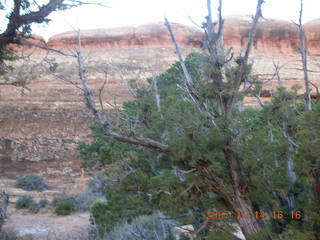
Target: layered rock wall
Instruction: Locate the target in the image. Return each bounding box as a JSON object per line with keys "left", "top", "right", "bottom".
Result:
{"left": 1, "top": 17, "right": 320, "bottom": 179}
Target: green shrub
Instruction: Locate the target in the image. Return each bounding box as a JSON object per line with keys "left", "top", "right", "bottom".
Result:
{"left": 15, "top": 174, "right": 48, "bottom": 191}
{"left": 52, "top": 192, "right": 100, "bottom": 211}
{"left": 54, "top": 199, "right": 75, "bottom": 215}
{"left": 15, "top": 195, "right": 34, "bottom": 209}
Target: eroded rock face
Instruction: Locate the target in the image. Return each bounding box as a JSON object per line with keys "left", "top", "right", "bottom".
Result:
{"left": 305, "top": 19, "right": 320, "bottom": 54}
{"left": 1, "top": 18, "right": 320, "bottom": 179}
{"left": 47, "top": 23, "right": 203, "bottom": 49}
{"left": 223, "top": 16, "right": 300, "bottom": 54}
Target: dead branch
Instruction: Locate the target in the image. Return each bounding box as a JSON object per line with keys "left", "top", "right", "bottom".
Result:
{"left": 310, "top": 81, "right": 320, "bottom": 102}
{"left": 21, "top": 40, "right": 76, "bottom": 57}
{"left": 117, "top": 69, "right": 137, "bottom": 98}
{"left": 273, "top": 61, "right": 283, "bottom": 87}
{"left": 98, "top": 79, "right": 107, "bottom": 111}
{"left": 297, "top": 0, "right": 312, "bottom": 111}
{"left": 187, "top": 15, "right": 203, "bottom": 29}
{"left": 52, "top": 73, "right": 84, "bottom": 91}
{"left": 237, "top": 0, "right": 264, "bottom": 86}
{"left": 203, "top": 0, "right": 226, "bottom": 74}
{"left": 74, "top": 29, "right": 170, "bottom": 153}
{"left": 152, "top": 77, "right": 161, "bottom": 112}
{"left": 253, "top": 93, "right": 265, "bottom": 107}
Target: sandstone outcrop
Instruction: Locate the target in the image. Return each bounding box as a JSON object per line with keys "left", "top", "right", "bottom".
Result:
{"left": 47, "top": 23, "right": 203, "bottom": 50}
{"left": 304, "top": 18, "right": 320, "bottom": 54}
{"left": 0, "top": 17, "right": 320, "bottom": 179}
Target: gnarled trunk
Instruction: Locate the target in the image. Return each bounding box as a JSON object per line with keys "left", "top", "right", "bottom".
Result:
{"left": 224, "top": 149, "right": 263, "bottom": 239}
{"left": 233, "top": 192, "right": 262, "bottom": 238}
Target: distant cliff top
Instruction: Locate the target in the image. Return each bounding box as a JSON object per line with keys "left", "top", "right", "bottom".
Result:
{"left": 47, "top": 22, "right": 203, "bottom": 49}
{"left": 30, "top": 16, "right": 319, "bottom": 53}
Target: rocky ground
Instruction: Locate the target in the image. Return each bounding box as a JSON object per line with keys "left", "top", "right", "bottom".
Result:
{"left": 1, "top": 176, "right": 93, "bottom": 240}
{"left": 3, "top": 212, "right": 90, "bottom": 240}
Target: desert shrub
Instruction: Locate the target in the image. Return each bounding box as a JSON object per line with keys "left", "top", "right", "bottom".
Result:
{"left": 72, "top": 192, "right": 100, "bottom": 211}
{"left": 15, "top": 195, "right": 34, "bottom": 209}
{"left": 0, "top": 229, "right": 20, "bottom": 240}
{"left": 54, "top": 199, "right": 75, "bottom": 215}
{"left": 38, "top": 199, "right": 49, "bottom": 207}
{"left": 52, "top": 192, "right": 101, "bottom": 212}
{"left": 15, "top": 174, "right": 48, "bottom": 191}
{"left": 99, "top": 212, "right": 178, "bottom": 240}
{"left": 87, "top": 173, "right": 108, "bottom": 195}
{"left": 28, "top": 199, "right": 49, "bottom": 213}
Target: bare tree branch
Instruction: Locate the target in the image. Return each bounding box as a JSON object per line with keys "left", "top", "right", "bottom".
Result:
{"left": 20, "top": 40, "right": 76, "bottom": 57}
{"left": 253, "top": 93, "right": 265, "bottom": 107}
{"left": 297, "top": 0, "right": 312, "bottom": 111}
{"left": 152, "top": 77, "right": 161, "bottom": 113}
{"left": 98, "top": 79, "right": 107, "bottom": 111}
{"left": 74, "top": 29, "right": 170, "bottom": 153}
{"left": 310, "top": 81, "right": 320, "bottom": 103}
{"left": 273, "top": 61, "right": 283, "bottom": 87}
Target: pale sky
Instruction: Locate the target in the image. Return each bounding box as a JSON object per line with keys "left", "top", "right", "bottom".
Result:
{"left": 2, "top": 0, "right": 320, "bottom": 41}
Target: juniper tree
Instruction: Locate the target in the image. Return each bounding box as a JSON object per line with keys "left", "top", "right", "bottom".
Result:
{"left": 35, "top": 0, "right": 318, "bottom": 239}
{"left": 0, "top": 0, "right": 107, "bottom": 78}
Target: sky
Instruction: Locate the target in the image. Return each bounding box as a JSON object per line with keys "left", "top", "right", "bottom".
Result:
{"left": 2, "top": 0, "right": 320, "bottom": 41}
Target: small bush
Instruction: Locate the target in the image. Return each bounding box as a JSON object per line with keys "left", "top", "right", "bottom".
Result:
{"left": 0, "top": 229, "right": 20, "bottom": 240}
{"left": 102, "top": 212, "right": 179, "bottom": 240}
{"left": 15, "top": 195, "right": 34, "bottom": 209}
{"left": 87, "top": 173, "right": 108, "bottom": 195}
{"left": 15, "top": 174, "right": 48, "bottom": 191}
{"left": 28, "top": 199, "right": 49, "bottom": 213}
{"left": 38, "top": 199, "right": 49, "bottom": 207}
{"left": 52, "top": 192, "right": 100, "bottom": 212}
{"left": 54, "top": 199, "right": 75, "bottom": 215}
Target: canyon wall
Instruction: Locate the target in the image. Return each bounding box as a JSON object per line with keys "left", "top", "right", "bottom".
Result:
{"left": 1, "top": 17, "right": 319, "bottom": 179}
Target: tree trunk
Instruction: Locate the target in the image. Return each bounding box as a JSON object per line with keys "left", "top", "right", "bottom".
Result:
{"left": 0, "top": 191, "right": 9, "bottom": 232}
{"left": 233, "top": 193, "right": 262, "bottom": 238}
{"left": 224, "top": 149, "right": 263, "bottom": 239}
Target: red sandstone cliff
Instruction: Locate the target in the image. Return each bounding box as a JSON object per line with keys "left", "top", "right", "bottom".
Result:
{"left": 44, "top": 17, "right": 320, "bottom": 55}
{"left": 47, "top": 23, "right": 203, "bottom": 49}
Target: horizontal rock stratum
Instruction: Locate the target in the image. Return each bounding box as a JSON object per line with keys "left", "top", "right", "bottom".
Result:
{"left": 1, "top": 16, "right": 320, "bottom": 179}
{"left": 47, "top": 22, "right": 203, "bottom": 49}
{"left": 41, "top": 17, "right": 319, "bottom": 54}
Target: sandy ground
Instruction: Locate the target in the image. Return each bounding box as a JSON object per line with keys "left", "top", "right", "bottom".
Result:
{"left": 3, "top": 211, "right": 90, "bottom": 240}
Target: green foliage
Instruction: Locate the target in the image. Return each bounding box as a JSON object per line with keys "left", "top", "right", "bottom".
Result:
{"left": 52, "top": 191, "right": 99, "bottom": 212}
{"left": 15, "top": 195, "right": 34, "bottom": 209}
{"left": 15, "top": 195, "right": 48, "bottom": 214}
{"left": 54, "top": 199, "right": 75, "bottom": 215}
{"left": 15, "top": 174, "right": 48, "bottom": 191}
{"left": 80, "top": 51, "right": 320, "bottom": 239}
